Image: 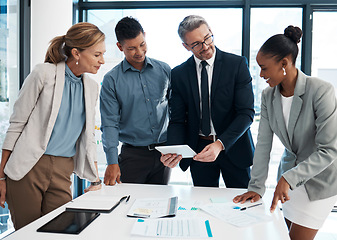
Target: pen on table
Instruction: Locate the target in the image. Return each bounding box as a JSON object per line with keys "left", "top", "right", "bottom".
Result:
{"left": 240, "top": 203, "right": 262, "bottom": 211}
{"left": 125, "top": 195, "right": 130, "bottom": 203}
{"left": 111, "top": 195, "right": 129, "bottom": 211}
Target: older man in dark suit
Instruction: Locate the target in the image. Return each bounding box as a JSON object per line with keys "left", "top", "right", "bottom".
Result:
{"left": 160, "top": 15, "right": 255, "bottom": 188}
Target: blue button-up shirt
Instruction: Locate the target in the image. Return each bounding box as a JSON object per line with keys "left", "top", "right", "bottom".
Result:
{"left": 100, "top": 57, "right": 171, "bottom": 165}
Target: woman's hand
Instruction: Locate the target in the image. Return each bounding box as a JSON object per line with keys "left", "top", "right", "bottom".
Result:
{"left": 0, "top": 180, "right": 6, "bottom": 208}
{"left": 270, "top": 176, "right": 290, "bottom": 213}
{"left": 0, "top": 150, "right": 11, "bottom": 208}
{"left": 84, "top": 182, "right": 102, "bottom": 193}
{"left": 233, "top": 191, "right": 261, "bottom": 204}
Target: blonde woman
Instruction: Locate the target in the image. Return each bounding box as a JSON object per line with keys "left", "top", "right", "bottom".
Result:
{"left": 0, "top": 22, "right": 106, "bottom": 230}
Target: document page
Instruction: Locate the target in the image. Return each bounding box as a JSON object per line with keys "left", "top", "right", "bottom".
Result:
{"left": 127, "top": 197, "right": 178, "bottom": 218}
{"left": 131, "top": 218, "right": 213, "bottom": 238}
{"left": 201, "top": 202, "right": 271, "bottom": 227}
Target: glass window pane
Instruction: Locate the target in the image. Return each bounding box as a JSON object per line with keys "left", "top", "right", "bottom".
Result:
{"left": 0, "top": 0, "right": 19, "bottom": 237}
{"left": 250, "top": 8, "right": 302, "bottom": 188}
{"left": 85, "top": 0, "right": 186, "bottom": 1}
{"left": 312, "top": 11, "right": 337, "bottom": 94}
{"left": 86, "top": 8, "right": 242, "bottom": 185}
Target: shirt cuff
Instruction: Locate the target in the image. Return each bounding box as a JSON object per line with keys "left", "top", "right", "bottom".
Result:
{"left": 217, "top": 139, "right": 225, "bottom": 151}
{"left": 105, "top": 149, "right": 119, "bottom": 165}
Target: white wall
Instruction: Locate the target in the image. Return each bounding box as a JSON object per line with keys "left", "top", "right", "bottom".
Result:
{"left": 31, "top": 0, "right": 73, "bottom": 68}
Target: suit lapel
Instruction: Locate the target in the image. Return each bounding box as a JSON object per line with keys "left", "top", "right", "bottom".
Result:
{"left": 287, "top": 70, "right": 306, "bottom": 145}
{"left": 51, "top": 62, "right": 66, "bottom": 119}
{"left": 83, "top": 75, "right": 91, "bottom": 130}
{"left": 187, "top": 57, "right": 200, "bottom": 116}
{"left": 211, "top": 49, "right": 222, "bottom": 102}
{"left": 273, "top": 85, "right": 292, "bottom": 149}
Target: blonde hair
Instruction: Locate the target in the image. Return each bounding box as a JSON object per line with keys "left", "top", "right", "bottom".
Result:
{"left": 44, "top": 22, "right": 105, "bottom": 64}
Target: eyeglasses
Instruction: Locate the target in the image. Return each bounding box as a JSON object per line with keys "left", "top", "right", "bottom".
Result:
{"left": 190, "top": 35, "right": 214, "bottom": 52}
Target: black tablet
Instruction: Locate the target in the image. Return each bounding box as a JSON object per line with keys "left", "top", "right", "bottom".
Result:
{"left": 37, "top": 211, "right": 100, "bottom": 234}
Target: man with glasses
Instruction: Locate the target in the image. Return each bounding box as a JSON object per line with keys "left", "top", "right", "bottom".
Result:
{"left": 160, "top": 15, "right": 255, "bottom": 188}
{"left": 100, "top": 17, "right": 171, "bottom": 185}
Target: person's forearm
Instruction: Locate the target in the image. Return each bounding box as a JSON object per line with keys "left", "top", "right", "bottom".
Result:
{"left": 94, "top": 161, "right": 100, "bottom": 182}
{"left": 0, "top": 149, "right": 12, "bottom": 178}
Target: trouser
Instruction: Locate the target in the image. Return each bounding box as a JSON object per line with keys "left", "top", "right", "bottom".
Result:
{"left": 118, "top": 144, "right": 171, "bottom": 184}
{"left": 190, "top": 138, "right": 251, "bottom": 188}
{"left": 6, "top": 154, "right": 74, "bottom": 230}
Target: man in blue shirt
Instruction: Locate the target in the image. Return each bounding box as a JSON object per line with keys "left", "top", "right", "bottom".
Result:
{"left": 100, "top": 17, "right": 171, "bottom": 185}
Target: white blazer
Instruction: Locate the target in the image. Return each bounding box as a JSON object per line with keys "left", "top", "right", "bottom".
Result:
{"left": 3, "top": 62, "right": 99, "bottom": 182}
{"left": 248, "top": 70, "right": 337, "bottom": 201}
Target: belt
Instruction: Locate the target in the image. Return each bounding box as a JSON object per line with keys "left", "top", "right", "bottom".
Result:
{"left": 199, "top": 135, "right": 217, "bottom": 142}
{"left": 123, "top": 142, "right": 166, "bottom": 151}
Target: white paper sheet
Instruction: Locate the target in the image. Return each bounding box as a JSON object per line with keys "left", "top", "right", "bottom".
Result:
{"left": 131, "top": 218, "right": 213, "bottom": 238}
{"left": 201, "top": 202, "right": 271, "bottom": 227}
{"left": 127, "top": 197, "right": 178, "bottom": 218}
{"left": 155, "top": 145, "right": 197, "bottom": 158}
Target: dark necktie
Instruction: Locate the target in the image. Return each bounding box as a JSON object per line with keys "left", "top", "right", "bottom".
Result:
{"left": 200, "top": 60, "right": 211, "bottom": 136}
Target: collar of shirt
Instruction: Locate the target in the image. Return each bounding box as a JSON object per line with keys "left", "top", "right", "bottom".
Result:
{"left": 65, "top": 63, "right": 82, "bottom": 83}
{"left": 121, "top": 56, "right": 154, "bottom": 73}
{"left": 193, "top": 50, "right": 216, "bottom": 90}
{"left": 193, "top": 50, "right": 216, "bottom": 70}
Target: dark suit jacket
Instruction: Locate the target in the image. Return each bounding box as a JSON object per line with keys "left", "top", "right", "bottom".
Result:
{"left": 167, "top": 48, "right": 255, "bottom": 171}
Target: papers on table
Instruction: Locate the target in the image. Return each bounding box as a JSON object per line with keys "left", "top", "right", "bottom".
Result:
{"left": 131, "top": 218, "right": 213, "bottom": 238}
{"left": 127, "top": 197, "right": 178, "bottom": 218}
{"left": 210, "top": 197, "right": 233, "bottom": 203}
{"left": 155, "top": 145, "right": 197, "bottom": 158}
{"left": 201, "top": 202, "right": 271, "bottom": 227}
{"left": 177, "top": 200, "right": 204, "bottom": 215}
{"left": 66, "top": 192, "right": 124, "bottom": 213}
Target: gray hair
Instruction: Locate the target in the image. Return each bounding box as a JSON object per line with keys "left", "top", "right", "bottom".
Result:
{"left": 178, "top": 15, "right": 210, "bottom": 42}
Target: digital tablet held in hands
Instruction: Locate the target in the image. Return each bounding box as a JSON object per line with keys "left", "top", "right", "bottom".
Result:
{"left": 155, "top": 145, "right": 197, "bottom": 158}
{"left": 37, "top": 211, "right": 100, "bottom": 234}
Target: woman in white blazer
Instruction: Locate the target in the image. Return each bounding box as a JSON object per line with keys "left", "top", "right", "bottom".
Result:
{"left": 234, "top": 26, "right": 337, "bottom": 240}
{"left": 0, "top": 22, "right": 106, "bottom": 230}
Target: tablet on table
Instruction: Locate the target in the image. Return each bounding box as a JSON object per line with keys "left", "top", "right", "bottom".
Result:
{"left": 37, "top": 210, "right": 100, "bottom": 234}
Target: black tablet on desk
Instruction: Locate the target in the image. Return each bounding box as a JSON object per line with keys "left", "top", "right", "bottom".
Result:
{"left": 37, "top": 211, "right": 100, "bottom": 234}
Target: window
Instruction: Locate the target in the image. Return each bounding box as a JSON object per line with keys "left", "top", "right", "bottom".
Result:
{"left": 249, "top": 7, "right": 302, "bottom": 188}
{"left": 0, "top": 0, "right": 19, "bottom": 236}
{"left": 86, "top": 8, "right": 243, "bottom": 184}
{"left": 312, "top": 11, "right": 337, "bottom": 93}
{"left": 76, "top": 1, "right": 337, "bottom": 191}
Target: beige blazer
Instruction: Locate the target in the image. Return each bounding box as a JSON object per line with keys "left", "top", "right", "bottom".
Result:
{"left": 248, "top": 70, "right": 337, "bottom": 201}
{"left": 2, "top": 62, "right": 99, "bottom": 182}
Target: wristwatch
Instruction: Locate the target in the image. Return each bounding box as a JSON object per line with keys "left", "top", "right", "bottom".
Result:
{"left": 91, "top": 179, "right": 102, "bottom": 186}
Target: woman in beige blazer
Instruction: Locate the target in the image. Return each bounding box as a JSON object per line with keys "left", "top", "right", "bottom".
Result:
{"left": 234, "top": 26, "right": 337, "bottom": 240}
{"left": 0, "top": 22, "right": 106, "bottom": 230}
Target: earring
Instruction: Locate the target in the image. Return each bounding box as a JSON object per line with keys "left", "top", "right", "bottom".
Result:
{"left": 282, "top": 67, "right": 286, "bottom": 76}
{"left": 76, "top": 61, "right": 79, "bottom": 65}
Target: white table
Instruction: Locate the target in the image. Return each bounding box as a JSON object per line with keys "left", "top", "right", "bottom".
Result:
{"left": 5, "top": 184, "right": 289, "bottom": 239}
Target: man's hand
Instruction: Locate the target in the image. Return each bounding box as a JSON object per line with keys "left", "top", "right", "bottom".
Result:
{"left": 160, "top": 154, "right": 182, "bottom": 168}
{"left": 233, "top": 191, "right": 261, "bottom": 204}
{"left": 104, "top": 164, "right": 121, "bottom": 186}
{"left": 193, "top": 140, "right": 223, "bottom": 162}
{"left": 270, "top": 176, "right": 291, "bottom": 213}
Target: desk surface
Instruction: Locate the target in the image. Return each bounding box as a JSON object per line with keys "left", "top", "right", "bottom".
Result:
{"left": 5, "top": 184, "right": 289, "bottom": 240}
